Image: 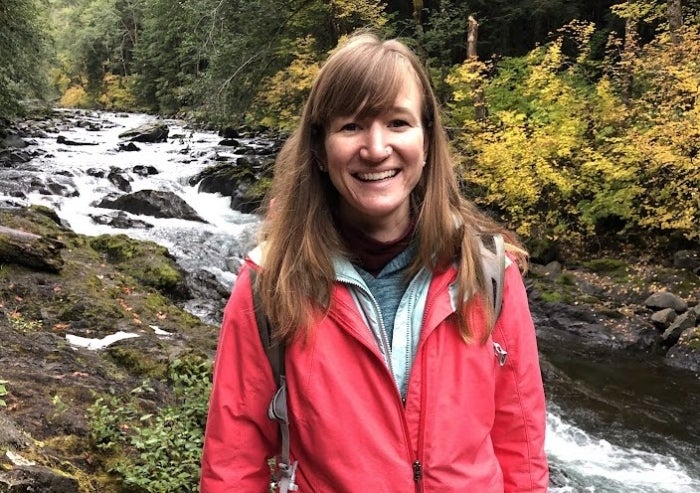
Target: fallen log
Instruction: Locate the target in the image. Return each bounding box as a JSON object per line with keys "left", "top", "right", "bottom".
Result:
{"left": 0, "top": 226, "right": 64, "bottom": 273}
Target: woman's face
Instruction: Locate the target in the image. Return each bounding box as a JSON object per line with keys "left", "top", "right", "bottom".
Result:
{"left": 323, "top": 76, "right": 427, "bottom": 242}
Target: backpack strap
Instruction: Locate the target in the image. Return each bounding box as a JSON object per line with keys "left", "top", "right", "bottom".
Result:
{"left": 479, "top": 234, "right": 508, "bottom": 366}
{"left": 249, "top": 269, "right": 298, "bottom": 492}
{"left": 479, "top": 233, "right": 505, "bottom": 319}
{"left": 251, "top": 269, "right": 285, "bottom": 385}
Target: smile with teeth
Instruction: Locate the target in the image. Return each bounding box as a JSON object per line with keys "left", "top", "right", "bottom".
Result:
{"left": 355, "top": 169, "right": 399, "bottom": 182}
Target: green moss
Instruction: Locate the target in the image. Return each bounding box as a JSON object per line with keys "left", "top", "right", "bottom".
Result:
{"left": 582, "top": 257, "right": 629, "bottom": 278}
{"left": 89, "top": 234, "right": 146, "bottom": 262}
{"left": 89, "top": 234, "right": 187, "bottom": 298}
{"left": 685, "top": 328, "right": 700, "bottom": 350}
{"left": 556, "top": 272, "right": 576, "bottom": 286}
{"left": 142, "top": 292, "right": 200, "bottom": 328}
{"left": 107, "top": 347, "right": 167, "bottom": 379}
{"left": 540, "top": 291, "right": 569, "bottom": 303}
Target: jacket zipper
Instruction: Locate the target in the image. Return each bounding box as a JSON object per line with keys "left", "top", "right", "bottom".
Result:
{"left": 337, "top": 273, "right": 453, "bottom": 492}
{"left": 410, "top": 282, "right": 452, "bottom": 493}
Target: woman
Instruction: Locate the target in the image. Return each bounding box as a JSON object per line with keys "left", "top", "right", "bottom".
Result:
{"left": 200, "top": 32, "right": 549, "bottom": 492}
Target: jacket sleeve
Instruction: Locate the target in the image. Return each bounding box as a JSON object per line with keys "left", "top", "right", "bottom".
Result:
{"left": 199, "top": 264, "right": 279, "bottom": 493}
{"left": 491, "top": 260, "right": 549, "bottom": 492}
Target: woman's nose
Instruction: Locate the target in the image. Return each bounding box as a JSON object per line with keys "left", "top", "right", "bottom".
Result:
{"left": 359, "top": 124, "right": 391, "bottom": 162}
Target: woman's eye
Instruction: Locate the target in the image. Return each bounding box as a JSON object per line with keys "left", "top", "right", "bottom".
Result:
{"left": 340, "top": 123, "right": 359, "bottom": 132}
{"left": 389, "top": 119, "right": 409, "bottom": 128}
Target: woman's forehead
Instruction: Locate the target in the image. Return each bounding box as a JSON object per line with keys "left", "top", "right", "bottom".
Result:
{"left": 323, "top": 64, "right": 423, "bottom": 120}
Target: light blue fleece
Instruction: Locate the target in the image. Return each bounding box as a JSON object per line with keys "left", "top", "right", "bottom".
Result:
{"left": 333, "top": 245, "right": 432, "bottom": 399}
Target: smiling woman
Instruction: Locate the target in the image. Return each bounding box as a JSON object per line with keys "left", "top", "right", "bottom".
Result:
{"left": 200, "top": 32, "right": 549, "bottom": 493}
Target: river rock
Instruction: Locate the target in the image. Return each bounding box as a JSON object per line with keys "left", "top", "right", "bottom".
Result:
{"left": 117, "top": 142, "right": 140, "bottom": 152}
{"left": 673, "top": 249, "right": 700, "bottom": 274}
{"left": 665, "top": 327, "right": 700, "bottom": 372}
{"left": 56, "top": 135, "right": 98, "bottom": 146}
{"left": 651, "top": 307, "right": 677, "bottom": 329}
{"left": 118, "top": 122, "right": 169, "bottom": 143}
{"left": 89, "top": 211, "right": 153, "bottom": 230}
{"left": 662, "top": 311, "right": 697, "bottom": 346}
{"left": 94, "top": 190, "right": 207, "bottom": 223}
{"left": 0, "top": 464, "right": 80, "bottom": 493}
{"left": 644, "top": 291, "right": 688, "bottom": 313}
{"left": 218, "top": 126, "right": 240, "bottom": 139}
{"left": 218, "top": 138, "right": 240, "bottom": 146}
{"left": 107, "top": 170, "right": 132, "bottom": 192}
{"left": 0, "top": 133, "right": 29, "bottom": 149}
{"left": 190, "top": 156, "right": 274, "bottom": 214}
{"left": 132, "top": 165, "right": 158, "bottom": 176}
{"left": 530, "top": 300, "right": 660, "bottom": 351}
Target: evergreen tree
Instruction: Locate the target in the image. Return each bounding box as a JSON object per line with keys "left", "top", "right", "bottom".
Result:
{"left": 0, "top": 0, "right": 49, "bottom": 118}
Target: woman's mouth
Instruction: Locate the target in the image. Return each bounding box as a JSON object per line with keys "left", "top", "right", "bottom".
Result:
{"left": 355, "top": 169, "right": 399, "bottom": 182}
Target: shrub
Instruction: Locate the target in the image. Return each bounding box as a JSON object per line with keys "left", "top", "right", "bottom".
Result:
{"left": 88, "top": 355, "right": 212, "bottom": 492}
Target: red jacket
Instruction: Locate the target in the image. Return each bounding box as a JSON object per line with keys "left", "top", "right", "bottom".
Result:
{"left": 200, "top": 256, "right": 549, "bottom": 492}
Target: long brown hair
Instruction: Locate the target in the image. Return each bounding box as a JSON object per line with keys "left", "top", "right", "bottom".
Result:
{"left": 258, "top": 32, "right": 526, "bottom": 343}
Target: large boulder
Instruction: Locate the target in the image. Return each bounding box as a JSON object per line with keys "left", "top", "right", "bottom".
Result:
{"left": 118, "top": 123, "right": 169, "bottom": 143}
{"left": 189, "top": 156, "right": 274, "bottom": 214}
{"left": 94, "top": 190, "right": 207, "bottom": 223}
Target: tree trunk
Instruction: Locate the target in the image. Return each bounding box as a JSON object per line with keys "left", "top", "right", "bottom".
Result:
{"left": 467, "top": 16, "right": 478, "bottom": 59}
{"left": 467, "top": 16, "right": 487, "bottom": 120}
{"left": 413, "top": 0, "right": 424, "bottom": 33}
{"left": 0, "top": 226, "right": 64, "bottom": 273}
{"left": 621, "top": 17, "right": 638, "bottom": 103}
{"left": 668, "top": 0, "right": 683, "bottom": 45}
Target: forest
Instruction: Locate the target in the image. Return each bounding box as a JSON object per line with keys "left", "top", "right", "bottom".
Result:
{"left": 2, "top": 0, "right": 699, "bottom": 255}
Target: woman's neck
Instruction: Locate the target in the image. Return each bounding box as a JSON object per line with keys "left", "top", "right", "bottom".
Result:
{"left": 338, "top": 218, "right": 416, "bottom": 276}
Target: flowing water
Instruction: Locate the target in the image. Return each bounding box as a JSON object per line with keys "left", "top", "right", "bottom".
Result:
{"left": 4, "top": 109, "right": 699, "bottom": 492}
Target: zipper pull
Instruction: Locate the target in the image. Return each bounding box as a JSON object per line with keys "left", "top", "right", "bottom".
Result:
{"left": 413, "top": 460, "right": 423, "bottom": 481}
{"left": 493, "top": 342, "right": 508, "bottom": 366}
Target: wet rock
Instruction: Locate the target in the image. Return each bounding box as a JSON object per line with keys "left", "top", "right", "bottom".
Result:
{"left": 662, "top": 311, "right": 697, "bottom": 346}
{"left": 89, "top": 211, "right": 153, "bottom": 230}
{"left": 0, "top": 133, "right": 29, "bottom": 149}
{"left": 531, "top": 300, "right": 660, "bottom": 351}
{"left": 56, "top": 135, "right": 98, "bottom": 146}
{"left": 94, "top": 189, "right": 207, "bottom": 223}
{"left": 117, "top": 142, "right": 140, "bottom": 152}
{"left": 118, "top": 122, "right": 169, "bottom": 143}
{"left": 0, "top": 149, "right": 31, "bottom": 166}
{"left": 218, "top": 138, "right": 240, "bottom": 146}
{"left": 218, "top": 126, "right": 240, "bottom": 139}
{"left": 34, "top": 178, "right": 79, "bottom": 198}
{"left": 107, "top": 170, "right": 132, "bottom": 192}
{"left": 530, "top": 261, "right": 563, "bottom": 278}
{"left": 190, "top": 156, "right": 274, "bottom": 214}
{"left": 0, "top": 465, "right": 80, "bottom": 493}
{"left": 0, "top": 416, "right": 30, "bottom": 449}
{"left": 132, "top": 165, "right": 158, "bottom": 176}
{"left": 665, "top": 327, "right": 700, "bottom": 372}
{"left": 651, "top": 307, "right": 677, "bottom": 329}
{"left": 644, "top": 291, "right": 688, "bottom": 313}
{"left": 86, "top": 168, "right": 106, "bottom": 178}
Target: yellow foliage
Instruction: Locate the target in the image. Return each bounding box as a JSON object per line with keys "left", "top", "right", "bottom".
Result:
{"left": 447, "top": 19, "right": 700, "bottom": 245}
{"left": 253, "top": 36, "right": 321, "bottom": 130}
{"left": 60, "top": 85, "right": 91, "bottom": 109}
{"left": 97, "top": 73, "right": 136, "bottom": 111}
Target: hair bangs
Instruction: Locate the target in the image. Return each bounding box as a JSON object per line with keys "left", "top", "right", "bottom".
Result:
{"left": 314, "top": 49, "right": 416, "bottom": 126}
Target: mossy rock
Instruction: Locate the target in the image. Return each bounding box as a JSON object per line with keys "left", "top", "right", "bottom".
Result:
{"left": 89, "top": 234, "right": 189, "bottom": 299}
{"left": 107, "top": 346, "right": 168, "bottom": 379}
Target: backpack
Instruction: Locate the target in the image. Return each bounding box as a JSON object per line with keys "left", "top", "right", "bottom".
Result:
{"left": 251, "top": 233, "right": 506, "bottom": 493}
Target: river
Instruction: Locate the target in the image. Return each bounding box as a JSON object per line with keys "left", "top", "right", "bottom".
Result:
{"left": 5, "top": 109, "right": 700, "bottom": 492}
